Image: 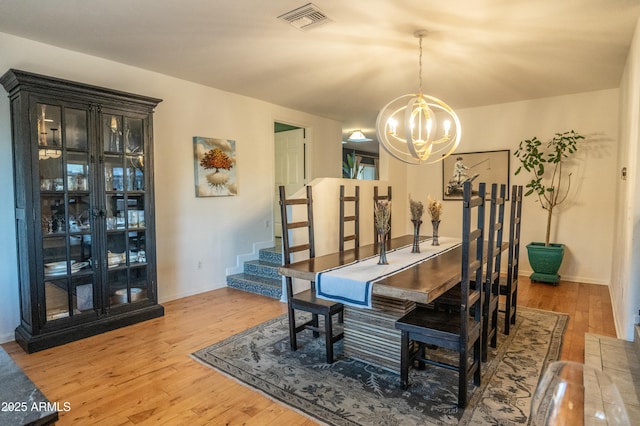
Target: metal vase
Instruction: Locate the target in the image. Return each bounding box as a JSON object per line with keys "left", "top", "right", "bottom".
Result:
{"left": 431, "top": 220, "right": 440, "bottom": 246}
{"left": 411, "top": 219, "right": 422, "bottom": 253}
{"left": 377, "top": 230, "right": 389, "bottom": 265}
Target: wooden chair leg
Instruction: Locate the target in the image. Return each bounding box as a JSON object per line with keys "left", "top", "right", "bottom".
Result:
{"left": 474, "top": 339, "right": 482, "bottom": 386}
{"left": 505, "top": 285, "right": 513, "bottom": 335}
{"left": 288, "top": 306, "right": 298, "bottom": 351}
{"left": 511, "top": 290, "right": 518, "bottom": 325}
{"left": 481, "top": 314, "right": 489, "bottom": 362}
{"left": 491, "top": 308, "right": 498, "bottom": 347}
{"left": 400, "top": 331, "right": 410, "bottom": 390}
{"left": 312, "top": 313, "right": 320, "bottom": 338}
{"left": 324, "top": 314, "right": 334, "bottom": 364}
{"left": 417, "top": 343, "right": 426, "bottom": 370}
{"left": 458, "top": 350, "right": 468, "bottom": 408}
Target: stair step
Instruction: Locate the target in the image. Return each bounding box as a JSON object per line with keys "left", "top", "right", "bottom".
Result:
{"left": 227, "top": 273, "right": 282, "bottom": 300}
{"left": 244, "top": 259, "right": 281, "bottom": 279}
{"left": 259, "top": 246, "right": 282, "bottom": 264}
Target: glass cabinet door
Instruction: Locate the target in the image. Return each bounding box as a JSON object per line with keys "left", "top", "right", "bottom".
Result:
{"left": 38, "top": 103, "right": 95, "bottom": 322}
{"left": 102, "top": 113, "right": 149, "bottom": 308}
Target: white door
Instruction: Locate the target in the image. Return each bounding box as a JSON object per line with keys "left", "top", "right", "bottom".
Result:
{"left": 274, "top": 128, "right": 305, "bottom": 237}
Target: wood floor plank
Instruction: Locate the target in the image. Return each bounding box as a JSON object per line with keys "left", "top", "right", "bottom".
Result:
{"left": 2, "top": 279, "right": 617, "bottom": 424}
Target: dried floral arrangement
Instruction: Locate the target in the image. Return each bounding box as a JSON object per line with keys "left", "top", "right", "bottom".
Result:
{"left": 409, "top": 196, "right": 424, "bottom": 222}
{"left": 427, "top": 195, "right": 443, "bottom": 222}
{"left": 374, "top": 200, "right": 391, "bottom": 233}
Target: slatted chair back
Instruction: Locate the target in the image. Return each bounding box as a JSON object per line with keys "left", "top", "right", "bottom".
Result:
{"left": 339, "top": 185, "right": 360, "bottom": 252}
{"left": 482, "top": 183, "right": 506, "bottom": 358}
{"left": 373, "top": 186, "right": 392, "bottom": 244}
{"left": 460, "top": 180, "right": 485, "bottom": 356}
{"left": 504, "top": 185, "right": 523, "bottom": 334}
{"left": 279, "top": 185, "right": 315, "bottom": 267}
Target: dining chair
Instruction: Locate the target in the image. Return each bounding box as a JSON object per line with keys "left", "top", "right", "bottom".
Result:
{"left": 431, "top": 183, "right": 505, "bottom": 361}
{"left": 373, "top": 185, "right": 392, "bottom": 244}
{"left": 501, "top": 185, "right": 523, "bottom": 335}
{"left": 339, "top": 185, "right": 360, "bottom": 252}
{"left": 394, "top": 181, "right": 485, "bottom": 408}
{"left": 278, "top": 185, "right": 344, "bottom": 364}
{"left": 482, "top": 183, "right": 506, "bottom": 360}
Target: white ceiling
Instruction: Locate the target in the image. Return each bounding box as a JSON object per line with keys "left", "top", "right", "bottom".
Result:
{"left": 1, "top": 0, "right": 639, "bottom": 154}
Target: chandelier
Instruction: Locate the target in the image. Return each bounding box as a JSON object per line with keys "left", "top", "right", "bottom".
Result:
{"left": 376, "top": 30, "right": 461, "bottom": 165}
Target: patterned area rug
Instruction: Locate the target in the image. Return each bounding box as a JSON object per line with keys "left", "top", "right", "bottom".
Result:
{"left": 193, "top": 307, "right": 567, "bottom": 426}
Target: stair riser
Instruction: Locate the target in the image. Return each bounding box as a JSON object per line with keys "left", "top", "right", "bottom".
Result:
{"left": 245, "top": 262, "right": 280, "bottom": 279}
{"left": 259, "top": 248, "right": 282, "bottom": 264}
{"left": 227, "top": 277, "right": 281, "bottom": 299}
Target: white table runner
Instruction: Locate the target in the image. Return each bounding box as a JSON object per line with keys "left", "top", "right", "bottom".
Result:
{"left": 315, "top": 236, "right": 462, "bottom": 308}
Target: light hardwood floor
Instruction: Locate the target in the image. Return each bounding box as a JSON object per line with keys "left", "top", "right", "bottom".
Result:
{"left": 2, "top": 278, "right": 617, "bottom": 425}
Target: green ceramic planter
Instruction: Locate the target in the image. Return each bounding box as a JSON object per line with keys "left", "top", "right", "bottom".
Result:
{"left": 526, "top": 242, "right": 564, "bottom": 285}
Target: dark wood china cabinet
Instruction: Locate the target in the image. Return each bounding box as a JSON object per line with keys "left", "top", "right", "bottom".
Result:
{"left": 1, "top": 69, "right": 164, "bottom": 353}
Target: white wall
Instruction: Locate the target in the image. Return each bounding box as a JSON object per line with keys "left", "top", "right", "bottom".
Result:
{"left": 407, "top": 89, "right": 620, "bottom": 286}
{"left": 0, "top": 32, "right": 342, "bottom": 343}
{"left": 612, "top": 17, "right": 640, "bottom": 341}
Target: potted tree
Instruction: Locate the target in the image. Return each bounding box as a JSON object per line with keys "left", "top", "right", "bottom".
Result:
{"left": 514, "top": 130, "right": 584, "bottom": 284}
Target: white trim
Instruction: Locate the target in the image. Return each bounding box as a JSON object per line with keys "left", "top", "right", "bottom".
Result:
{"left": 225, "top": 239, "right": 275, "bottom": 275}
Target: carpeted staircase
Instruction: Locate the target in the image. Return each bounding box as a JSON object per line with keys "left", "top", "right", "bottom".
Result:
{"left": 226, "top": 244, "right": 283, "bottom": 299}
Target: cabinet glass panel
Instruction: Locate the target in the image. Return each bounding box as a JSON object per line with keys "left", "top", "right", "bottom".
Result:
{"left": 39, "top": 155, "right": 63, "bottom": 192}
{"left": 45, "top": 278, "right": 71, "bottom": 321}
{"left": 125, "top": 195, "right": 145, "bottom": 229}
{"left": 104, "top": 156, "right": 125, "bottom": 192}
{"left": 37, "top": 104, "right": 61, "bottom": 148}
{"left": 66, "top": 152, "right": 90, "bottom": 193}
{"left": 41, "top": 198, "right": 66, "bottom": 235}
{"left": 73, "top": 276, "right": 95, "bottom": 314}
{"left": 104, "top": 114, "right": 123, "bottom": 153}
{"left": 106, "top": 193, "right": 126, "bottom": 230}
{"left": 126, "top": 155, "right": 145, "bottom": 191}
{"left": 124, "top": 117, "right": 143, "bottom": 155}
{"left": 64, "top": 108, "right": 88, "bottom": 151}
{"left": 109, "top": 267, "right": 148, "bottom": 307}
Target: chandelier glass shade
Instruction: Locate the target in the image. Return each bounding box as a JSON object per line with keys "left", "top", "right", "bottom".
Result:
{"left": 376, "top": 30, "right": 461, "bottom": 165}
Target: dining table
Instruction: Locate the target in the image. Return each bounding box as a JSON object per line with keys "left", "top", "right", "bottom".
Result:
{"left": 278, "top": 234, "right": 507, "bottom": 372}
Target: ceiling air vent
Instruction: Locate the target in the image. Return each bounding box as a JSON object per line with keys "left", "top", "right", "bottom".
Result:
{"left": 278, "top": 3, "right": 331, "bottom": 31}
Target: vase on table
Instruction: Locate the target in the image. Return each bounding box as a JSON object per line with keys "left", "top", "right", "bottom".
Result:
{"left": 411, "top": 219, "right": 422, "bottom": 253}
{"left": 431, "top": 220, "right": 440, "bottom": 246}
{"left": 377, "top": 230, "right": 389, "bottom": 265}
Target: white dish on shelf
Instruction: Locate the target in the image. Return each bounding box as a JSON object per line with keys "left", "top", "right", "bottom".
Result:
{"left": 44, "top": 261, "right": 90, "bottom": 277}
{"left": 45, "top": 268, "right": 81, "bottom": 277}
{"left": 45, "top": 260, "right": 76, "bottom": 271}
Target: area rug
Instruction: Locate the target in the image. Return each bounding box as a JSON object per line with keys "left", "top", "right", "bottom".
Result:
{"left": 192, "top": 307, "right": 567, "bottom": 426}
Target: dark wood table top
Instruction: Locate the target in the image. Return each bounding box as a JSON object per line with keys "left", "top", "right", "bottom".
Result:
{"left": 279, "top": 235, "right": 505, "bottom": 304}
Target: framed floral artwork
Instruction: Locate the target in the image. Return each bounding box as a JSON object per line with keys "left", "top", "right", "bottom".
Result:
{"left": 193, "top": 136, "right": 237, "bottom": 197}
{"left": 442, "top": 150, "right": 510, "bottom": 200}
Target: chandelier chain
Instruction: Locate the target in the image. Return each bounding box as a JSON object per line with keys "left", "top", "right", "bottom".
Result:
{"left": 418, "top": 34, "right": 423, "bottom": 96}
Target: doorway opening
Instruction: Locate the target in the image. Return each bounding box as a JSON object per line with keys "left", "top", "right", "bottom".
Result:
{"left": 274, "top": 121, "right": 306, "bottom": 238}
